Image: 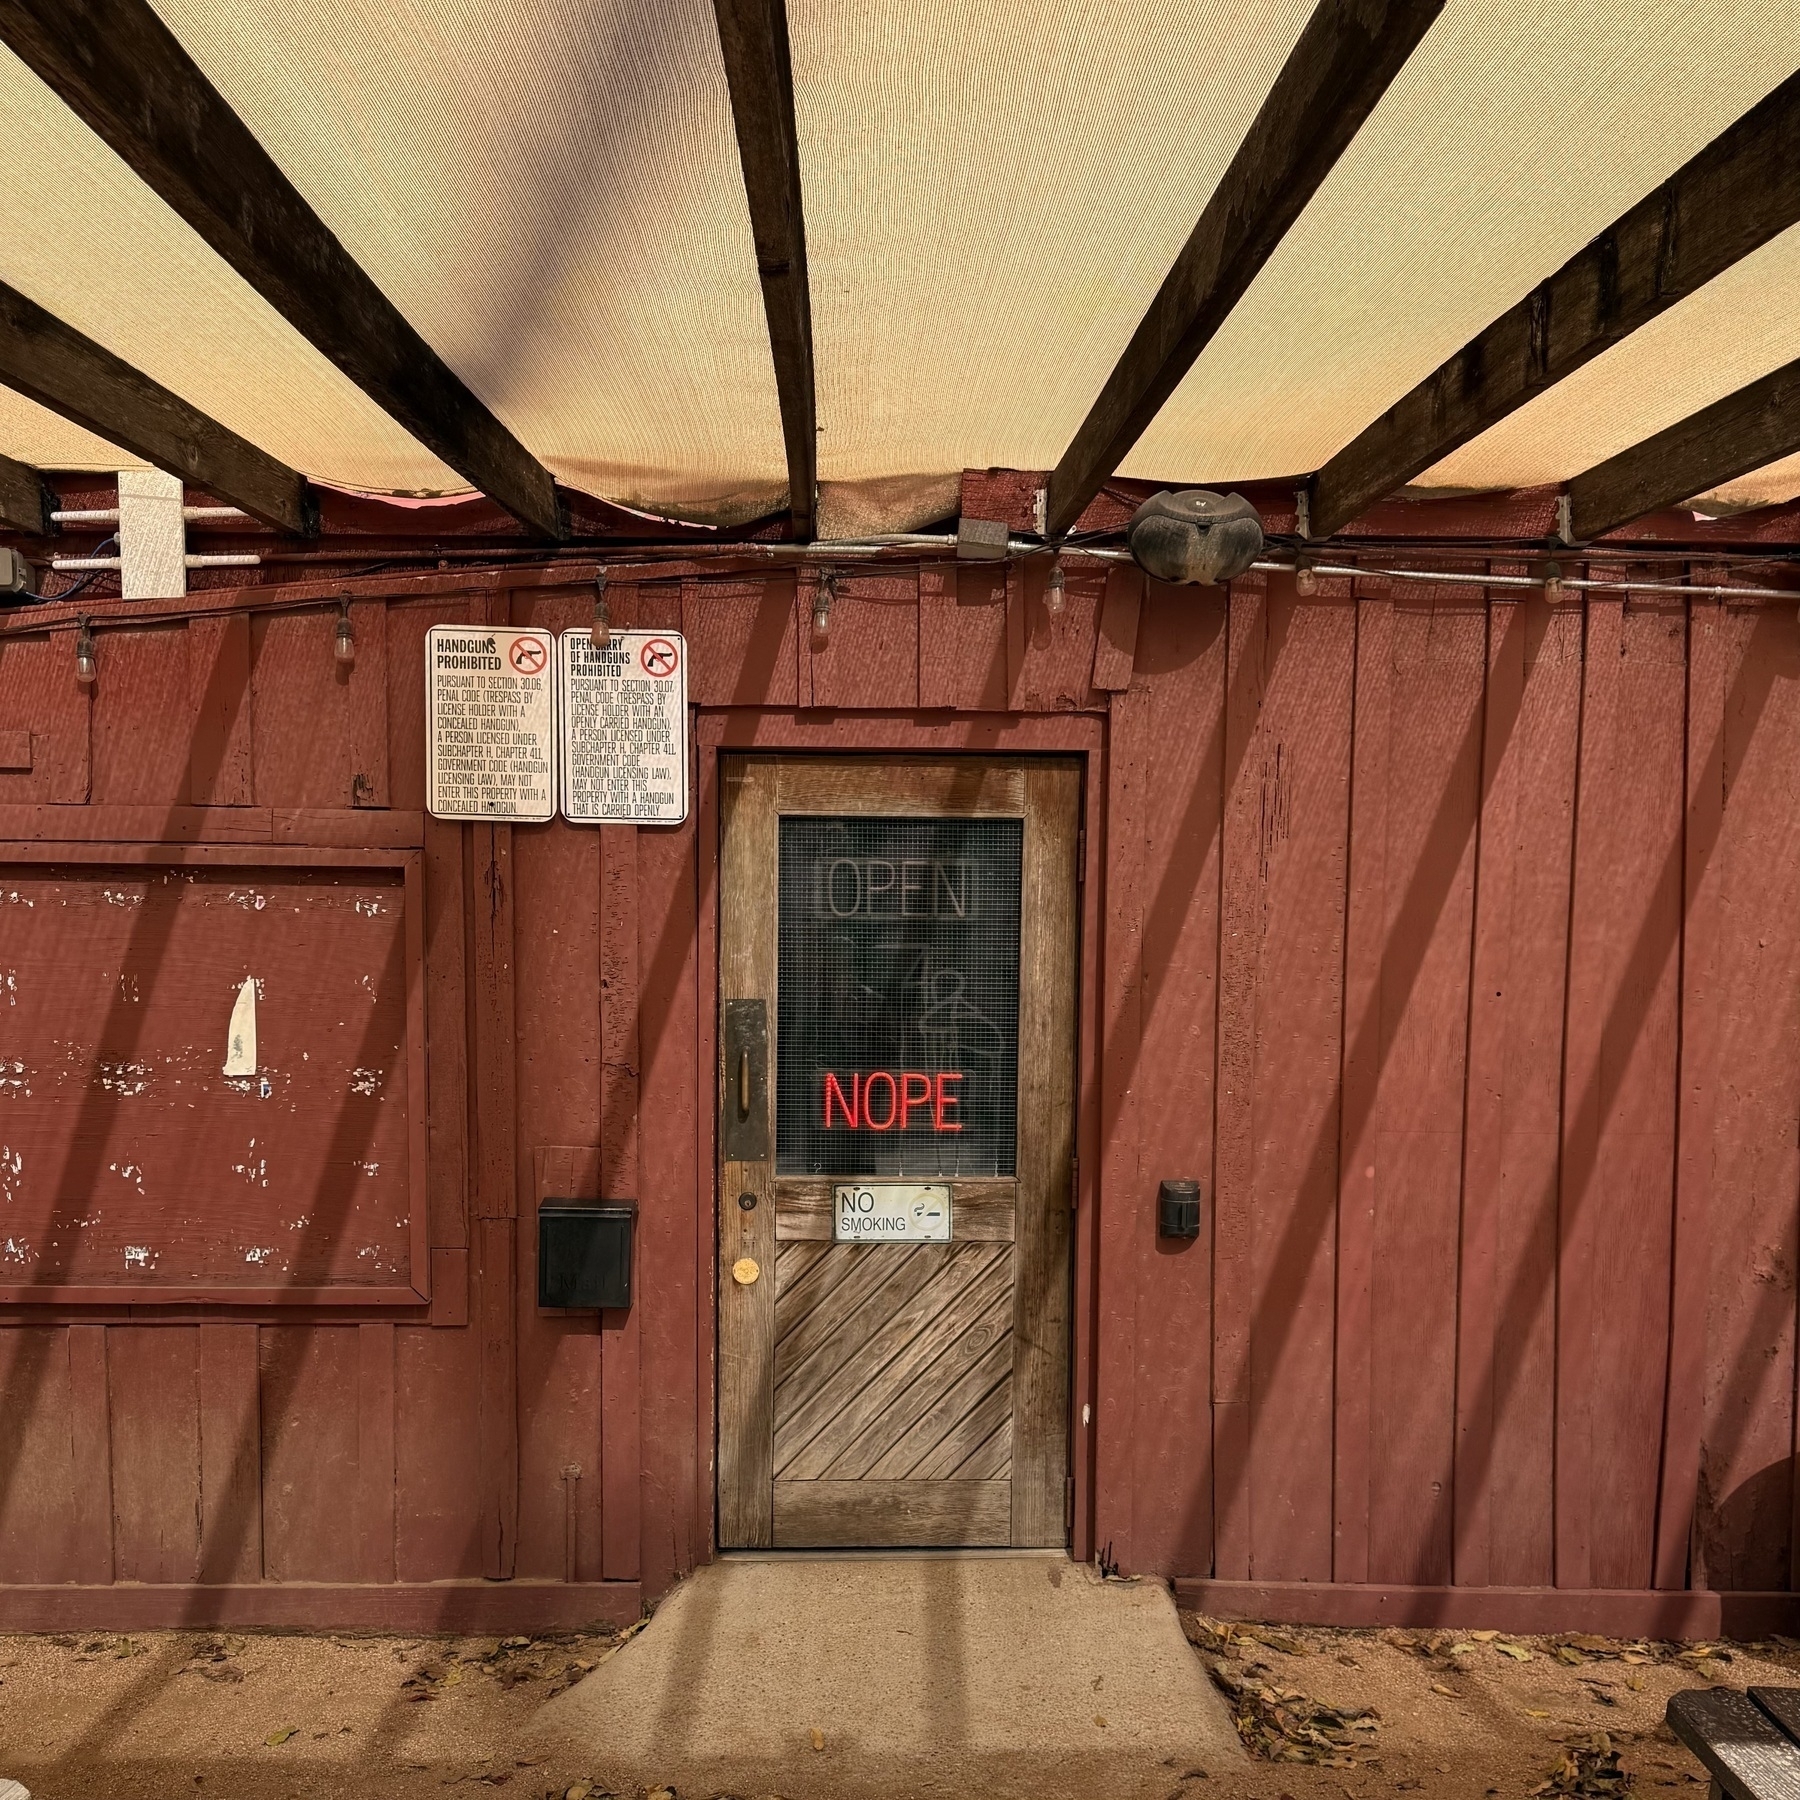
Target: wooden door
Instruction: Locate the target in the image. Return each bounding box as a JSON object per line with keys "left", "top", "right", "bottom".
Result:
{"left": 717, "top": 756, "right": 1079, "bottom": 1548}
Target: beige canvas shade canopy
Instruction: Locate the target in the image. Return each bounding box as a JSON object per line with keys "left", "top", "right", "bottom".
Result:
{"left": 0, "top": 0, "right": 1797, "bottom": 539}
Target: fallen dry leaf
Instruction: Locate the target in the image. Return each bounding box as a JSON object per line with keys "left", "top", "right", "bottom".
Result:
{"left": 563, "top": 1785, "right": 592, "bottom": 1800}
{"left": 1498, "top": 1643, "right": 1534, "bottom": 1662}
{"left": 1529, "top": 1733, "right": 1633, "bottom": 1798}
{"left": 1095, "top": 1714, "right": 1109, "bottom": 1728}
{"left": 1470, "top": 1630, "right": 1500, "bottom": 1643}
{"left": 263, "top": 1726, "right": 298, "bottom": 1747}
{"left": 809, "top": 1726, "right": 825, "bottom": 1751}
{"left": 1209, "top": 1663, "right": 1380, "bottom": 1767}
{"left": 1431, "top": 1684, "right": 1456, "bottom": 1698}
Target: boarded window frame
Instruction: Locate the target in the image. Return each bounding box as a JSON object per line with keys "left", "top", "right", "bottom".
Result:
{"left": 0, "top": 840, "right": 430, "bottom": 1310}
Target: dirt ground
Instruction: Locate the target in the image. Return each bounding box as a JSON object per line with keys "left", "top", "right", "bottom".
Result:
{"left": 0, "top": 1608, "right": 1775, "bottom": 1799}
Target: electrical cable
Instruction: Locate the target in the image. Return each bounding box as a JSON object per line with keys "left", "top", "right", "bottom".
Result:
{"left": 0, "top": 535, "right": 118, "bottom": 609}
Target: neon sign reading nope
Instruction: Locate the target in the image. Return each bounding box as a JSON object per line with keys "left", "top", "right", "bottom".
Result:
{"left": 822, "top": 1070, "right": 963, "bottom": 1132}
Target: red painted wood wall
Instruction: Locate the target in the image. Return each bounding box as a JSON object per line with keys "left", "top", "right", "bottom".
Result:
{"left": 2, "top": 548, "right": 1798, "bottom": 1637}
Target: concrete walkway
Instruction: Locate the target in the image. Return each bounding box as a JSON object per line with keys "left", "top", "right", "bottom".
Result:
{"left": 528, "top": 1554, "right": 1243, "bottom": 1799}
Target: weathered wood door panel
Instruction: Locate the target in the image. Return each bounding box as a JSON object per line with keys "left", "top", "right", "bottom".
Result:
{"left": 717, "top": 756, "right": 1078, "bottom": 1548}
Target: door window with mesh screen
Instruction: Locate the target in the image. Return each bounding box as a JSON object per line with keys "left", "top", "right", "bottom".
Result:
{"left": 776, "top": 816, "right": 1021, "bottom": 1176}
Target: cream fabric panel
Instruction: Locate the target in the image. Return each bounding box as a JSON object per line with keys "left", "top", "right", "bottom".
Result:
{"left": 1702, "top": 450, "right": 1800, "bottom": 510}
{"left": 789, "top": 0, "right": 1315, "bottom": 483}
{"left": 0, "top": 46, "right": 455, "bottom": 489}
{"left": 1122, "top": 0, "right": 1800, "bottom": 488}
{"left": 0, "top": 388, "right": 136, "bottom": 474}
{"left": 149, "top": 0, "right": 784, "bottom": 520}
{"left": 1423, "top": 223, "right": 1800, "bottom": 506}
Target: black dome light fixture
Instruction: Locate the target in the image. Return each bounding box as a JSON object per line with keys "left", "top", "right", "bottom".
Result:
{"left": 1126, "top": 489, "right": 1264, "bottom": 586}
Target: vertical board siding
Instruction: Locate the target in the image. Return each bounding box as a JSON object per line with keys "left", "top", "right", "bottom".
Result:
{"left": 0, "top": 630, "right": 90, "bottom": 804}
{"left": 68, "top": 1324, "right": 114, "bottom": 1581}
{"left": 259, "top": 1327, "right": 361, "bottom": 1582}
{"left": 187, "top": 612, "right": 254, "bottom": 806}
{"left": 636, "top": 803, "right": 701, "bottom": 1598}
{"left": 108, "top": 1325, "right": 201, "bottom": 1583}
{"left": 806, "top": 573, "right": 919, "bottom": 711}
{"left": 1557, "top": 597, "right": 1686, "bottom": 1590}
{"left": 250, "top": 608, "right": 388, "bottom": 809}
{"left": 90, "top": 626, "right": 193, "bottom": 805}
{"left": 5, "top": 565, "right": 1800, "bottom": 1624}
{"left": 198, "top": 1322, "right": 262, "bottom": 1583}
{"left": 1097, "top": 683, "right": 1148, "bottom": 1573}
{"left": 1125, "top": 586, "right": 1225, "bottom": 1575}
{"left": 1337, "top": 592, "right": 1485, "bottom": 1587}
{"left": 1214, "top": 573, "right": 1353, "bottom": 1584}
{"left": 0, "top": 1329, "right": 80, "bottom": 1582}
{"left": 684, "top": 575, "right": 799, "bottom": 707}
{"left": 1457, "top": 594, "right": 1581, "bottom": 1588}
{"left": 395, "top": 1324, "right": 484, "bottom": 1580}
{"left": 511, "top": 589, "right": 606, "bottom": 1586}
{"left": 919, "top": 567, "right": 1008, "bottom": 712}
{"left": 1693, "top": 604, "right": 1800, "bottom": 1590}
{"left": 599, "top": 824, "right": 643, "bottom": 1582}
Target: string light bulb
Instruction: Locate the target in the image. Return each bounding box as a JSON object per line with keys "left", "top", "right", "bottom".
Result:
{"left": 1045, "top": 557, "right": 1066, "bottom": 617}
{"left": 1295, "top": 557, "right": 1318, "bottom": 597}
{"left": 333, "top": 600, "right": 356, "bottom": 666}
{"left": 590, "top": 567, "right": 611, "bottom": 648}
{"left": 810, "top": 572, "right": 835, "bottom": 651}
{"left": 1542, "top": 560, "right": 1566, "bottom": 605}
{"left": 74, "top": 617, "right": 97, "bottom": 685}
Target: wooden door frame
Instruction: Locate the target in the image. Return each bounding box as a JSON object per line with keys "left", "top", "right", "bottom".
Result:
{"left": 693, "top": 711, "right": 1106, "bottom": 1564}
{"left": 716, "top": 755, "right": 1077, "bottom": 1549}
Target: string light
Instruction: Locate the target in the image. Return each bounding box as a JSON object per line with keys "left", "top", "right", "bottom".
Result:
{"left": 74, "top": 616, "right": 97, "bottom": 685}
{"left": 811, "top": 571, "right": 835, "bottom": 651}
{"left": 333, "top": 599, "right": 356, "bottom": 665}
{"left": 1045, "top": 557, "right": 1066, "bottom": 616}
{"left": 1295, "top": 556, "right": 1318, "bottom": 597}
{"left": 1542, "top": 560, "right": 1566, "bottom": 605}
{"left": 590, "top": 567, "right": 611, "bottom": 648}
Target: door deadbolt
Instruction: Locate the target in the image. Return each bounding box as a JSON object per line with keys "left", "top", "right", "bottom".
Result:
{"left": 738, "top": 1191, "right": 757, "bottom": 1211}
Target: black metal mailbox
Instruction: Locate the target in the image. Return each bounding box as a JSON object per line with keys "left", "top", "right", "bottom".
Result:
{"left": 538, "top": 1202, "right": 636, "bottom": 1309}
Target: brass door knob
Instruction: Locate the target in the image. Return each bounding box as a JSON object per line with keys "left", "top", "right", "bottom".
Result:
{"left": 732, "top": 1256, "right": 760, "bottom": 1286}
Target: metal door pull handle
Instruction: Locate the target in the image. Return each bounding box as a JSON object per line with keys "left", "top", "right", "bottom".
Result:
{"left": 738, "top": 1049, "right": 750, "bottom": 1116}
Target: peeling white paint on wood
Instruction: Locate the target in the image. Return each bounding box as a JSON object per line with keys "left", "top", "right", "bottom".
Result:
{"left": 223, "top": 976, "right": 257, "bottom": 1076}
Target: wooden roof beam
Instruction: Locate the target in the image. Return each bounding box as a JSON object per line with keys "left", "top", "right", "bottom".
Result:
{"left": 712, "top": 0, "right": 817, "bottom": 540}
{"left": 1310, "top": 69, "right": 1800, "bottom": 538}
{"left": 1042, "top": 0, "right": 1446, "bottom": 540}
{"left": 1565, "top": 357, "right": 1800, "bottom": 542}
{"left": 0, "top": 0, "right": 565, "bottom": 540}
{"left": 0, "top": 279, "right": 310, "bottom": 533}
{"left": 0, "top": 449, "right": 54, "bottom": 536}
